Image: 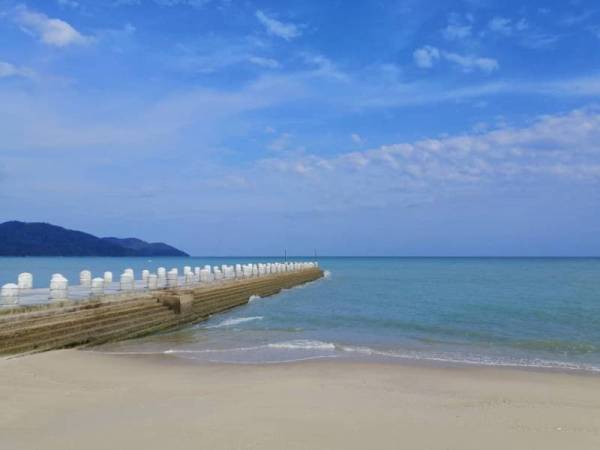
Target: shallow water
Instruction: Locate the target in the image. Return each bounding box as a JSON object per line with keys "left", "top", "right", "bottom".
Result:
{"left": 61, "top": 257, "right": 600, "bottom": 372}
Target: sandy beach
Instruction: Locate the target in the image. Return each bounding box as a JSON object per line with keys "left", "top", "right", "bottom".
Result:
{"left": 0, "top": 350, "right": 599, "bottom": 449}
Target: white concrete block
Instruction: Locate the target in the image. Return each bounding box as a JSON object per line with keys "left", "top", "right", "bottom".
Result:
{"left": 91, "top": 277, "right": 104, "bottom": 295}
{"left": 17, "top": 272, "right": 33, "bottom": 290}
{"left": 148, "top": 274, "right": 158, "bottom": 290}
{"left": 1, "top": 283, "right": 19, "bottom": 304}
{"left": 80, "top": 270, "right": 92, "bottom": 288}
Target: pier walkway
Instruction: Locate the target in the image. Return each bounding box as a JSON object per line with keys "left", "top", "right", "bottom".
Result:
{"left": 0, "top": 264, "right": 323, "bottom": 356}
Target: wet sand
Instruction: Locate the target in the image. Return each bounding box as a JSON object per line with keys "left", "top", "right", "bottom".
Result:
{"left": 1, "top": 349, "right": 599, "bottom": 449}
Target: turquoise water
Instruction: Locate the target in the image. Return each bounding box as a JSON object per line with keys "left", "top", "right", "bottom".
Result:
{"left": 3, "top": 257, "right": 600, "bottom": 371}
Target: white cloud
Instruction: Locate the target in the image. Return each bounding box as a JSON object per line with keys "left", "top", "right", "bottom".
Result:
{"left": 57, "top": 0, "right": 80, "bottom": 7}
{"left": 171, "top": 36, "right": 272, "bottom": 73}
{"left": 413, "top": 46, "right": 440, "bottom": 68}
{"left": 488, "top": 16, "right": 528, "bottom": 36}
{"left": 561, "top": 11, "right": 596, "bottom": 26}
{"left": 154, "top": 0, "right": 212, "bottom": 6}
{"left": 521, "top": 31, "right": 559, "bottom": 49}
{"left": 256, "top": 10, "right": 301, "bottom": 41}
{"left": 14, "top": 6, "right": 90, "bottom": 47}
{"left": 588, "top": 26, "right": 600, "bottom": 39}
{"left": 443, "top": 52, "right": 499, "bottom": 73}
{"left": 116, "top": 0, "right": 220, "bottom": 5}
{"left": 443, "top": 13, "right": 472, "bottom": 40}
{"left": 488, "top": 17, "right": 512, "bottom": 35}
{"left": 443, "top": 23, "right": 471, "bottom": 40}
{"left": 351, "top": 133, "right": 364, "bottom": 144}
{"left": 486, "top": 16, "right": 558, "bottom": 49}
{"left": 268, "top": 133, "right": 292, "bottom": 151}
{"left": 414, "top": 46, "right": 498, "bottom": 73}
{"left": 260, "top": 109, "right": 600, "bottom": 197}
{"left": 248, "top": 56, "right": 281, "bottom": 69}
{"left": 0, "top": 73, "right": 305, "bottom": 155}
{"left": 0, "top": 61, "right": 34, "bottom": 79}
{"left": 3, "top": 63, "right": 600, "bottom": 227}
{"left": 301, "top": 53, "right": 348, "bottom": 80}
{"left": 123, "top": 23, "right": 136, "bottom": 34}
{"left": 516, "top": 18, "right": 529, "bottom": 31}
{"left": 113, "top": 0, "right": 141, "bottom": 5}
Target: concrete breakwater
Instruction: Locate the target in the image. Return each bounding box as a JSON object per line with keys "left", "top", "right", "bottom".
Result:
{"left": 0, "top": 265, "right": 323, "bottom": 356}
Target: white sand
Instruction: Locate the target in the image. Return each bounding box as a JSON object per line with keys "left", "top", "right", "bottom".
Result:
{"left": 1, "top": 350, "right": 600, "bottom": 449}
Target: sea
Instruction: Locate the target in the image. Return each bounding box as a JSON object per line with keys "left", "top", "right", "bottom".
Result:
{"left": 2, "top": 257, "right": 600, "bottom": 372}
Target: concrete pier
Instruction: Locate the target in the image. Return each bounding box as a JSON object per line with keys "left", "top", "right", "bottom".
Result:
{"left": 0, "top": 265, "right": 323, "bottom": 356}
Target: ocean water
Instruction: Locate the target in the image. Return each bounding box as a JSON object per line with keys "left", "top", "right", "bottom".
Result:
{"left": 2, "top": 257, "right": 600, "bottom": 372}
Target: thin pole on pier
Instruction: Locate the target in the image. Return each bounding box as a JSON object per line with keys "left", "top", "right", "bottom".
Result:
{"left": 284, "top": 248, "right": 287, "bottom": 262}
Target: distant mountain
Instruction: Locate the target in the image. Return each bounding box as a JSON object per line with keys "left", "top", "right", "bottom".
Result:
{"left": 102, "top": 237, "right": 187, "bottom": 257}
{"left": 0, "top": 221, "right": 189, "bottom": 257}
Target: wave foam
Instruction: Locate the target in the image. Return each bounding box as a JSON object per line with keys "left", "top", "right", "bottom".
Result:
{"left": 267, "top": 339, "right": 336, "bottom": 351}
{"left": 336, "top": 345, "right": 600, "bottom": 373}
{"left": 163, "top": 341, "right": 600, "bottom": 372}
{"left": 97, "top": 335, "right": 600, "bottom": 373}
{"left": 205, "top": 316, "right": 263, "bottom": 329}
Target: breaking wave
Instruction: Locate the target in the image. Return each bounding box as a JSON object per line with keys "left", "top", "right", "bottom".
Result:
{"left": 154, "top": 340, "right": 600, "bottom": 372}
{"left": 205, "top": 316, "right": 264, "bottom": 329}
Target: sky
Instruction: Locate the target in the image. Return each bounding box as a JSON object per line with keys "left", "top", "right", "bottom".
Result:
{"left": 1, "top": 0, "right": 600, "bottom": 256}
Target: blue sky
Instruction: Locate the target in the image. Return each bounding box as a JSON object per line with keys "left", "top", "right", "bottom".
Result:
{"left": 1, "top": 0, "right": 600, "bottom": 256}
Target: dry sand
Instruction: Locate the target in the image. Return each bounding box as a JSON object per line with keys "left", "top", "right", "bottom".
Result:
{"left": 1, "top": 350, "right": 600, "bottom": 450}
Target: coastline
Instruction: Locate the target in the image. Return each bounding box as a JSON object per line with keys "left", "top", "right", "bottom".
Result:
{"left": 97, "top": 337, "right": 600, "bottom": 374}
{"left": 1, "top": 350, "right": 600, "bottom": 449}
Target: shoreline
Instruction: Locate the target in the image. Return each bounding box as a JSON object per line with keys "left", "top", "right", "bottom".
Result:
{"left": 89, "top": 339, "right": 600, "bottom": 377}
{"left": 2, "top": 349, "right": 600, "bottom": 449}
{"left": 90, "top": 349, "right": 600, "bottom": 379}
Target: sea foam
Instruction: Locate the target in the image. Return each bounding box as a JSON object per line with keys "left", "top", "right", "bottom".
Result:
{"left": 205, "top": 316, "right": 264, "bottom": 329}
{"left": 267, "top": 340, "right": 336, "bottom": 351}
